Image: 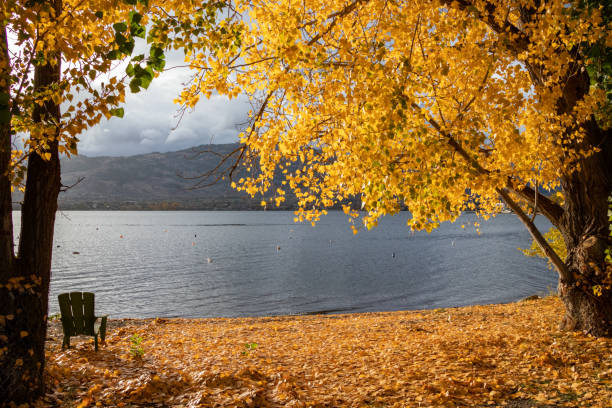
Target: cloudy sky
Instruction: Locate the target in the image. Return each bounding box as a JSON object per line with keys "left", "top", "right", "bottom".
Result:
{"left": 7, "top": 16, "right": 251, "bottom": 158}
{"left": 77, "top": 48, "right": 251, "bottom": 157}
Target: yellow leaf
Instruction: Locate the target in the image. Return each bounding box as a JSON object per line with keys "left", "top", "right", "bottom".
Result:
{"left": 76, "top": 397, "right": 92, "bottom": 408}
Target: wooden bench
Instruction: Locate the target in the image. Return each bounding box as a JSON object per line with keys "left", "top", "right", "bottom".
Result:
{"left": 58, "top": 292, "right": 107, "bottom": 351}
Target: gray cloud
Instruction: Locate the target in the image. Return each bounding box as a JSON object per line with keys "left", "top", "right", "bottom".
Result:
{"left": 9, "top": 30, "right": 251, "bottom": 157}
{"left": 76, "top": 48, "right": 250, "bottom": 157}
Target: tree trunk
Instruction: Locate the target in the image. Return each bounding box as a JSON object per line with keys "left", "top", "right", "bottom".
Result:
{"left": 557, "top": 127, "right": 612, "bottom": 336}
{"left": 0, "top": 1, "right": 62, "bottom": 402}
{"left": 556, "top": 71, "right": 612, "bottom": 336}
{"left": 0, "top": 21, "right": 18, "bottom": 403}
{"left": 559, "top": 283, "right": 612, "bottom": 337}
{"left": 0, "top": 24, "right": 13, "bottom": 271}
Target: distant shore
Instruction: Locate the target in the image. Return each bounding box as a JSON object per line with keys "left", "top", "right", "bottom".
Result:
{"left": 42, "top": 296, "right": 611, "bottom": 407}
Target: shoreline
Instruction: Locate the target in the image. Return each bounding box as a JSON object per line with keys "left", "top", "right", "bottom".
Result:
{"left": 47, "top": 294, "right": 550, "bottom": 322}
{"left": 48, "top": 296, "right": 540, "bottom": 333}
{"left": 41, "top": 296, "right": 612, "bottom": 407}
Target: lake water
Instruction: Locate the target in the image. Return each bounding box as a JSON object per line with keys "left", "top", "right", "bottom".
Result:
{"left": 14, "top": 211, "right": 558, "bottom": 318}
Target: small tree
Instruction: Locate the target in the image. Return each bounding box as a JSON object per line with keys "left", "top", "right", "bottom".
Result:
{"left": 0, "top": 0, "right": 237, "bottom": 402}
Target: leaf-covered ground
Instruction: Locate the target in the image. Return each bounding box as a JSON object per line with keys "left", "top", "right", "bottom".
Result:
{"left": 36, "top": 297, "right": 611, "bottom": 407}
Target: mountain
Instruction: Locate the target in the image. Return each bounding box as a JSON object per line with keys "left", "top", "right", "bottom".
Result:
{"left": 16, "top": 143, "right": 297, "bottom": 211}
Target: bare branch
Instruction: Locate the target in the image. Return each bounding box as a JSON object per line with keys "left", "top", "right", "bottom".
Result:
{"left": 509, "top": 183, "right": 564, "bottom": 227}
{"left": 406, "top": 15, "right": 420, "bottom": 70}
{"left": 60, "top": 177, "right": 84, "bottom": 192}
{"left": 181, "top": 144, "right": 246, "bottom": 189}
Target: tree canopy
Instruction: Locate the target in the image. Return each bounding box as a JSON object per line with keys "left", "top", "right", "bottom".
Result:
{"left": 174, "top": 2, "right": 612, "bottom": 316}
{"left": 170, "top": 1, "right": 612, "bottom": 338}
{"left": 180, "top": 0, "right": 609, "bottom": 229}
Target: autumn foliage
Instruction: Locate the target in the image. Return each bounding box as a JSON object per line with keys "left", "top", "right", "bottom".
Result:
{"left": 180, "top": 0, "right": 609, "bottom": 229}
{"left": 1, "top": 0, "right": 611, "bottom": 404}
{"left": 179, "top": 0, "right": 612, "bottom": 335}
{"left": 40, "top": 297, "right": 611, "bottom": 407}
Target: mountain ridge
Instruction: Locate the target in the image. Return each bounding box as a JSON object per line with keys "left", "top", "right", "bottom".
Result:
{"left": 14, "top": 143, "right": 295, "bottom": 211}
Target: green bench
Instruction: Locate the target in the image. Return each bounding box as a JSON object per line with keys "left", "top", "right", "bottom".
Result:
{"left": 58, "top": 292, "right": 107, "bottom": 351}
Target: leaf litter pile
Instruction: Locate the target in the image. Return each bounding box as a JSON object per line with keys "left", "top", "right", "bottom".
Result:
{"left": 38, "top": 297, "right": 611, "bottom": 407}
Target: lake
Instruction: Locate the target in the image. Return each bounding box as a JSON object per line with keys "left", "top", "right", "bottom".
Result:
{"left": 13, "top": 211, "right": 557, "bottom": 318}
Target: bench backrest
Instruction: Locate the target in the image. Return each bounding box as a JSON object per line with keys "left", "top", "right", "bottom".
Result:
{"left": 58, "top": 292, "right": 96, "bottom": 336}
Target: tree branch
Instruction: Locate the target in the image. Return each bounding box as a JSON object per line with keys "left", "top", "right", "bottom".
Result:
{"left": 497, "top": 187, "right": 572, "bottom": 282}
{"left": 452, "top": 0, "right": 530, "bottom": 54}
{"left": 451, "top": 0, "right": 544, "bottom": 85}
{"left": 182, "top": 144, "right": 246, "bottom": 189}
{"left": 411, "top": 101, "right": 570, "bottom": 281}
{"left": 60, "top": 177, "right": 84, "bottom": 192}
{"left": 531, "top": 180, "right": 538, "bottom": 222}
{"left": 509, "top": 183, "right": 564, "bottom": 227}
{"left": 306, "top": 0, "right": 369, "bottom": 46}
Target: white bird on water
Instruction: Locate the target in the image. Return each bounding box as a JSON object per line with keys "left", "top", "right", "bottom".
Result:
{"left": 207, "top": 257, "right": 213, "bottom": 263}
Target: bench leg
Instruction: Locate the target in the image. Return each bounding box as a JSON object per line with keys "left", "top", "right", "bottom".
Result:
{"left": 99, "top": 316, "right": 107, "bottom": 344}
{"left": 94, "top": 333, "right": 98, "bottom": 351}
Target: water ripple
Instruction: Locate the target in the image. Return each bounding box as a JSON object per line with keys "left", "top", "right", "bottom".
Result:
{"left": 11, "top": 210, "right": 559, "bottom": 318}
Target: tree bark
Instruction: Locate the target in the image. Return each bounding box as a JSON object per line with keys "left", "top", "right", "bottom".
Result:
{"left": 557, "top": 113, "right": 612, "bottom": 336}
{"left": 0, "top": 21, "right": 18, "bottom": 402}
{"left": 0, "top": 1, "right": 62, "bottom": 402}
{"left": 0, "top": 23, "right": 14, "bottom": 271}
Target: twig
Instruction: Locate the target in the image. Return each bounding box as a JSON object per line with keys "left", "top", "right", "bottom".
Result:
{"left": 60, "top": 177, "right": 84, "bottom": 192}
